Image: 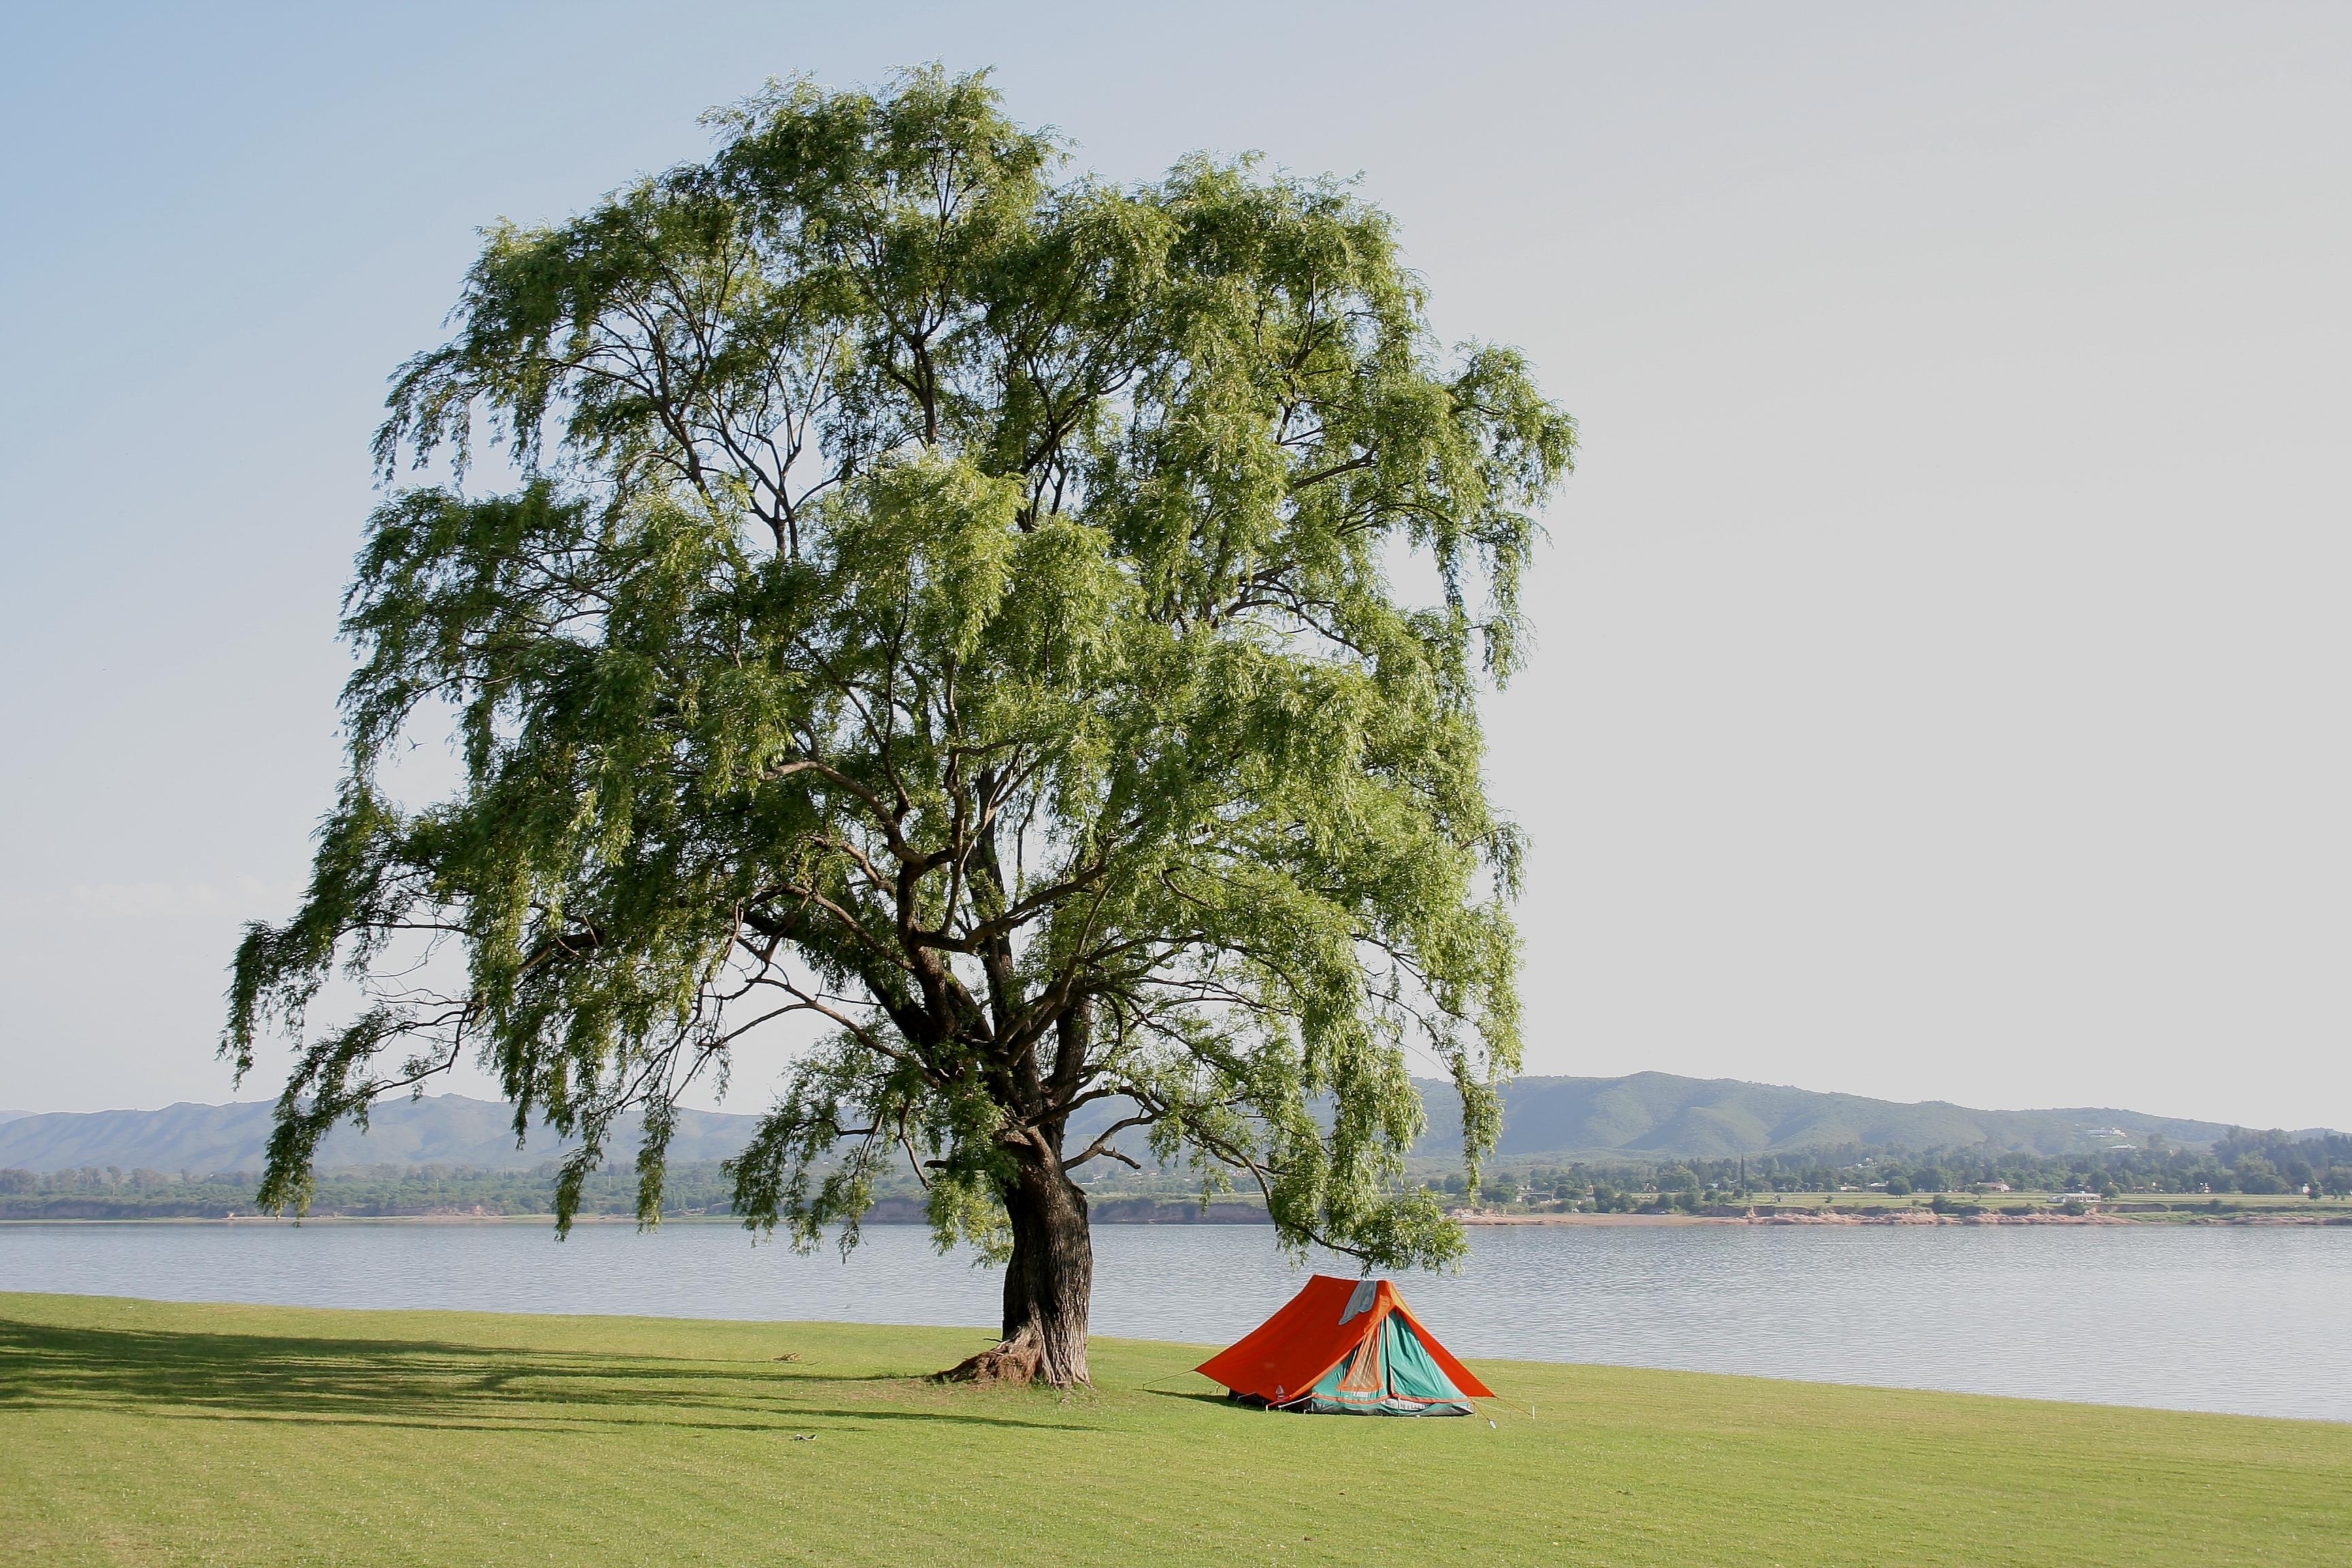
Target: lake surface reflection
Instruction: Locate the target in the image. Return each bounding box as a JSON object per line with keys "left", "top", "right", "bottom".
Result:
{"left": 3, "top": 1219, "right": 2346, "bottom": 1422}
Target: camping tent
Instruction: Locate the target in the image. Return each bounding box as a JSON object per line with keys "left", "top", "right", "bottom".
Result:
{"left": 1196, "top": 1275, "right": 1493, "bottom": 1416}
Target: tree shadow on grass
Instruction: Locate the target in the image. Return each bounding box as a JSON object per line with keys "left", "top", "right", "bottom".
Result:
{"left": 1143, "top": 1388, "right": 1252, "bottom": 1409}
{"left": 0, "top": 1316, "right": 1092, "bottom": 1435}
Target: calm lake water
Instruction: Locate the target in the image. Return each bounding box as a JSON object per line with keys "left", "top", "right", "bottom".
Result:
{"left": 4, "top": 1220, "right": 2347, "bottom": 1423}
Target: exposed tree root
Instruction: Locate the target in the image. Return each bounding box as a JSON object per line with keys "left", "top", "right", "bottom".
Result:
{"left": 934, "top": 1326, "right": 1088, "bottom": 1388}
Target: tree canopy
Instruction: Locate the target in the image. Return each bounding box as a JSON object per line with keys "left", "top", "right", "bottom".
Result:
{"left": 225, "top": 67, "right": 1573, "bottom": 1382}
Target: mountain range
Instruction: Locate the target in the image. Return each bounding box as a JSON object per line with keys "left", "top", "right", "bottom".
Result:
{"left": 0, "top": 1096, "right": 752, "bottom": 1176}
{"left": 1, "top": 1073, "right": 2318, "bottom": 1176}
{"left": 1409, "top": 1072, "right": 2297, "bottom": 1162}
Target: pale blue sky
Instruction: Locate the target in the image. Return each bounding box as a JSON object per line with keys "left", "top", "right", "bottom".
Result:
{"left": 3, "top": 2, "right": 2347, "bottom": 1127}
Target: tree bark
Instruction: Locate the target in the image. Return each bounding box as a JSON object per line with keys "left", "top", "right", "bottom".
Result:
{"left": 937, "top": 1140, "right": 1092, "bottom": 1388}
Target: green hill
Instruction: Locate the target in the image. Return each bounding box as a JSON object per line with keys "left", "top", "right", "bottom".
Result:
{"left": 0, "top": 1096, "right": 757, "bottom": 1177}
{"left": 2, "top": 1075, "right": 2323, "bottom": 1179}
{"left": 1411, "top": 1072, "right": 2298, "bottom": 1160}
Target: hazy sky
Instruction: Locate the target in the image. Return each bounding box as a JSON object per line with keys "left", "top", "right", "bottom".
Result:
{"left": 3, "top": 2, "right": 2347, "bottom": 1128}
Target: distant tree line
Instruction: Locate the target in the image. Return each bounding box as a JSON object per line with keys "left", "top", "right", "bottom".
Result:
{"left": 1416, "top": 1128, "right": 2352, "bottom": 1209}
{"left": 0, "top": 1156, "right": 1218, "bottom": 1221}
{"left": 7, "top": 1128, "right": 2346, "bottom": 1220}
{"left": 0, "top": 1161, "right": 745, "bottom": 1220}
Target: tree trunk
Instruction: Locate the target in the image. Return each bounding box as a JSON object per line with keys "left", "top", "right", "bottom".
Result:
{"left": 937, "top": 1143, "right": 1092, "bottom": 1388}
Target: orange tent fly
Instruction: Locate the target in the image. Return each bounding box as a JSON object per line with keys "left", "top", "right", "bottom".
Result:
{"left": 1196, "top": 1276, "right": 1492, "bottom": 1416}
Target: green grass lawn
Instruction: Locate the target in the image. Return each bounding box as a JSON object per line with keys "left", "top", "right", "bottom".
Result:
{"left": 3, "top": 1292, "right": 2345, "bottom": 1567}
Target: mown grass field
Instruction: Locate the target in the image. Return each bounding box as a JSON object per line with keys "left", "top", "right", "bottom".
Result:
{"left": 3, "top": 1291, "right": 2346, "bottom": 1567}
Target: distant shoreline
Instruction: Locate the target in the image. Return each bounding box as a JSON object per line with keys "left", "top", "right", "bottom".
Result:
{"left": 5, "top": 1209, "right": 2347, "bottom": 1229}
{"left": 1460, "top": 1209, "right": 2352, "bottom": 1228}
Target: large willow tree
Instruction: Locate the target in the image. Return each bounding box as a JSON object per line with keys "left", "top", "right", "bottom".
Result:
{"left": 226, "top": 69, "right": 1572, "bottom": 1386}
